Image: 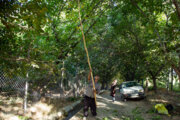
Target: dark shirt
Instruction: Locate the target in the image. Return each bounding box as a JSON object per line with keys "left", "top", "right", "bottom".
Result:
{"left": 110, "top": 84, "right": 116, "bottom": 97}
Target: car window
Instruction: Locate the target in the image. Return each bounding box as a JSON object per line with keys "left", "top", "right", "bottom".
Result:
{"left": 122, "top": 84, "right": 126, "bottom": 88}
{"left": 125, "top": 82, "right": 138, "bottom": 87}
{"left": 119, "top": 84, "right": 122, "bottom": 89}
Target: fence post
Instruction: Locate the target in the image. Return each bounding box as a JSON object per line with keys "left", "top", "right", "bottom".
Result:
{"left": 24, "top": 73, "right": 29, "bottom": 114}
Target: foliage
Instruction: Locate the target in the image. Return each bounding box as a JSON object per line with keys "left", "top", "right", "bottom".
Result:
{"left": 151, "top": 115, "right": 162, "bottom": 120}
{"left": 147, "top": 107, "right": 156, "bottom": 114}
{"left": 0, "top": 0, "right": 179, "bottom": 90}
{"left": 121, "top": 116, "right": 131, "bottom": 120}
{"left": 132, "top": 107, "right": 144, "bottom": 120}
{"left": 18, "top": 115, "right": 30, "bottom": 120}
{"left": 102, "top": 117, "right": 109, "bottom": 120}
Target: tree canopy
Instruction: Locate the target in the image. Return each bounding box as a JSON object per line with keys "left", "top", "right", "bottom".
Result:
{"left": 0, "top": 0, "right": 180, "bottom": 91}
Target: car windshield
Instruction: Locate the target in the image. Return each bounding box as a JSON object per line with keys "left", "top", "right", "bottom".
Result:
{"left": 124, "top": 82, "right": 139, "bottom": 87}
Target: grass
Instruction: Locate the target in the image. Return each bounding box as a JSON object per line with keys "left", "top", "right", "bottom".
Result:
{"left": 173, "top": 87, "right": 180, "bottom": 92}
{"left": 112, "top": 109, "right": 118, "bottom": 117}
{"left": 132, "top": 107, "right": 144, "bottom": 120}
{"left": 102, "top": 117, "right": 109, "bottom": 120}
{"left": 132, "top": 107, "right": 142, "bottom": 114}
{"left": 151, "top": 115, "right": 162, "bottom": 120}
{"left": 18, "top": 116, "right": 30, "bottom": 120}
{"left": 133, "top": 116, "right": 144, "bottom": 120}
{"left": 147, "top": 107, "right": 156, "bottom": 114}
{"left": 112, "top": 109, "right": 118, "bottom": 113}
{"left": 121, "top": 116, "right": 131, "bottom": 120}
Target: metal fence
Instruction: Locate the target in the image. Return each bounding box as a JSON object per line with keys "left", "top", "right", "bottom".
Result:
{"left": 0, "top": 68, "right": 86, "bottom": 116}
{"left": 0, "top": 70, "right": 26, "bottom": 97}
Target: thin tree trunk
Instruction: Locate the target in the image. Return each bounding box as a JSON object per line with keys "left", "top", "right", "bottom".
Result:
{"left": 145, "top": 79, "right": 149, "bottom": 93}
{"left": 101, "top": 82, "right": 105, "bottom": 89}
{"left": 105, "top": 82, "right": 109, "bottom": 90}
{"left": 152, "top": 77, "right": 157, "bottom": 93}
{"left": 172, "top": 64, "right": 180, "bottom": 87}
{"left": 60, "top": 61, "right": 65, "bottom": 94}
{"left": 167, "top": 68, "right": 171, "bottom": 91}
{"left": 171, "top": 67, "right": 174, "bottom": 90}
{"left": 147, "top": 65, "right": 164, "bottom": 93}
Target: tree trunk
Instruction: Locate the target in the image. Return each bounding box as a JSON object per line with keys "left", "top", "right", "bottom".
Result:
{"left": 167, "top": 69, "right": 171, "bottom": 91}
{"left": 172, "top": 64, "right": 180, "bottom": 87}
{"left": 105, "top": 82, "right": 109, "bottom": 90}
{"left": 171, "top": 67, "right": 174, "bottom": 91}
{"left": 101, "top": 82, "right": 105, "bottom": 90}
{"left": 60, "top": 61, "right": 65, "bottom": 93}
{"left": 152, "top": 77, "right": 157, "bottom": 93}
{"left": 172, "top": 0, "right": 180, "bottom": 20}
{"left": 145, "top": 79, "right": 149, "bottom": 93}
{"left": 59, "top": 78, "right": 64, "bottom": 94}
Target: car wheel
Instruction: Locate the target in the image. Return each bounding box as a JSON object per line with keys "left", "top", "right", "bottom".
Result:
{"left": 123, "top": 98, "right": 127, "bottom": 102}
{"left": 142, "top": 95, "right": 146, "bottom": 99}
{"left": 120, "top": 94, "right": 126, "bottom": 102}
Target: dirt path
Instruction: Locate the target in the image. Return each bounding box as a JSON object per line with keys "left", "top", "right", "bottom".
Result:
{"left": 70, "top": 91, "right": 179, "bottom": 120}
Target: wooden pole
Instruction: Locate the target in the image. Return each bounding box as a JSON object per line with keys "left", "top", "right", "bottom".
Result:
{"left": 78, "top": 0, "right": 97, "bottom": 105}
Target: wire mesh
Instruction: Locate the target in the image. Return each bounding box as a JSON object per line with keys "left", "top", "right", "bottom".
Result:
{"left": 0, "top": 70, "right": 26, "bottom": 97}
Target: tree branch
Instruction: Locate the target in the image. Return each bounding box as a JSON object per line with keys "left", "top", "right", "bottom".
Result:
{"left": 56, "top": 9, "right": 105, "bottom": 64}
{"left": 172, "top": 0, "right": 180, "bottom": 20}
{"left": 67, "top": 0, "right": 104, "bottom": 41}
{"left": 56, "top": 2, "right": 106, "bottom": 63}
{"left": 130, "top": 0, "right": 147, "bottom": 18}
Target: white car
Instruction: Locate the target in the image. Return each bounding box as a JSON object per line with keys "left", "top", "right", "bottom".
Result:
{"left": 119, "top": 81, "right": 145, "bottom": 101}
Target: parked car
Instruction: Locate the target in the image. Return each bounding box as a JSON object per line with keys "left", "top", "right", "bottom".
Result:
{"left": 119, "top": 81, "right": 145, "bottom": 101}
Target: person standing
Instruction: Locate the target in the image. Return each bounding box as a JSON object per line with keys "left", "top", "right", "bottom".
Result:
{"left": 110, "top": 79, "right": 117, "bottom": 102}
{"left": 83, "top": 71, "right": 101, "bottom": 120}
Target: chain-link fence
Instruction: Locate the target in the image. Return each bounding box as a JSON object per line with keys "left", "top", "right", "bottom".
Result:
{"left": 0, "top": 70, "right": 26, "bottom": 97}
{"left": 0, "top": 67, "right": 87, "bottom": 119}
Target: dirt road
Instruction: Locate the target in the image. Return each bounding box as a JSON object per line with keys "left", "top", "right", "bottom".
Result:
{"left": 70, "top": 91, "right": 179, "bottom": 120}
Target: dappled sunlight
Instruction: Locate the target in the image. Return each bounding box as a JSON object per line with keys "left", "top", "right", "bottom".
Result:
{"left": 148, "top": 98, "right": 169, "bottom": 103}
{"left": 147, "top": 89, "right": 180, "bottom": 105}
{"left": 0, "top": 94, "right": 24, "bottom": 120}
{"left": 98, "top": 95, "right": 126, "bottom": 106}
{"left": 0, "top": 113, "right": 20, "bottom": 120}
{"left": 90, "top": 92, "right": 129, "bottom": 119}
{"left": 0, "top": 94, "right": 76, "bottom": 120}
{"left": 71, "top": 90, "right": 180, "bottom": 120}
{"left": 1, "top": 0, "right": 180, "bottom": 120}
{"left": 27, "top": 102, "right": 53, "bottom": 120}
{"left": 97, "top": 102, "right": 107, "bottom": 108}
